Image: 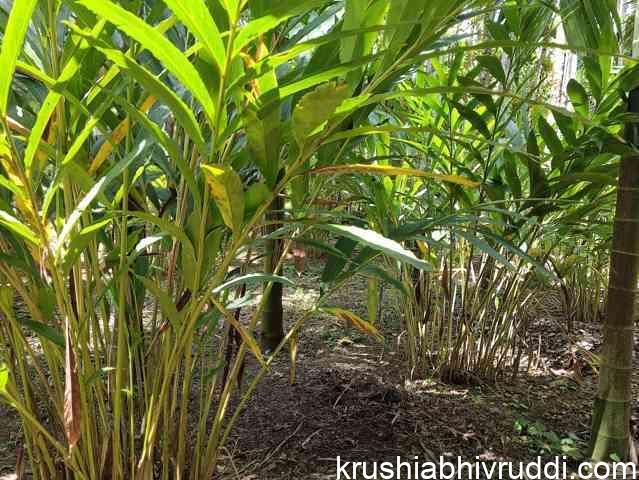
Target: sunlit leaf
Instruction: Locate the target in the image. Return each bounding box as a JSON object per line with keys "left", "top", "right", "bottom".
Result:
{"left": 201, "top": 165, "right": 245, "bottom": 234}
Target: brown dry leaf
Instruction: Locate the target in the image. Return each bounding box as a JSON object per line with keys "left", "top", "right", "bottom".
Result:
{"left": 322, "top": 307, "right": 384, "bottom": 342}
{"left": 64, "top": 319, "right": 81, "bottom": 449}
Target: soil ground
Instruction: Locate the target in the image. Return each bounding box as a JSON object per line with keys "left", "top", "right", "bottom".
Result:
{"left": 1, "top": 260, "right": 637, "bottom": 479}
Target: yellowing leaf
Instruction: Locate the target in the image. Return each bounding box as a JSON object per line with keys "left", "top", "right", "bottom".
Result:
{"left": 0, "top": 363, "right": 8, "bottom": 395}
{"left": 201, "top": 165, "right": 245, "bottom": 233}
{"left": 311, "top": 164, "right": 479, "bottom": 187}
{"left": 322, "top": 307, "right": 383, "bottom": 342}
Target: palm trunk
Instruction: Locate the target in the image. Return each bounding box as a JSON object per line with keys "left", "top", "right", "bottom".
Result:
{"left": 261, "top": 194, "right": 285, "bottom": 352}
{"left": 590, "top": 87, "right": 639, "bottom": 461}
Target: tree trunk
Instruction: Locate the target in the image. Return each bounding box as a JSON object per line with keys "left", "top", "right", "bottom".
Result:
{"left": 590, "top": 87, "right": 639, "bottom": 461}
{"left": 261, "top": 194, "right": 285, "bottom": 352}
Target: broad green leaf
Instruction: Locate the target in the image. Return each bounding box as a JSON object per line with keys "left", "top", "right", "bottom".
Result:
{"left": 24, "top": 94, "right": 59, "bottom": 172}
{"left": 552, "top": 173, "right": 616, "bottom": 186}
{"left": 244, "top": 182, "right": 270, "bottom": 213}
{"left": 537, "top": 116, "right": 563, "bottom": 156}
{"left": 212, "top": 273, "right": 294, "bottom": 295}
{"left": 62, "top": 218, "right": 113, "bottom": 274}
{"left": 503, "top": 151, "right": 522, "bottom": 198}
{"left": 201, "top": 165, "right": 245, "bottom": 234}
{"left": 0, "top": 0, "right": 39, "bottom": 114}
{"left": 279, "top": 54, "right": 381, "bottom": 102}
{"left": 321, "top": 307, "right": 383, "bottom": 342}
{"left": 292, "top": 82, "right": 349, "bottom": 146}
{"left": 20, "top": 320, "right": 65, "bottom": 348}
{"left": 162, "top": 0, "right": 225, "bottom": 72}
{"left": 316, "top": 224, "right": 432, "bottom": 271}
{"left": 566, "top": 79, "right": 589, "bottom": 116}
{"left": 341, "top": 0, "right": 367, "bottom": 63}
{"left": 359, "top": 264, "right": 409, "bottom": 296}
{"left": 477, "top": 55, "right": 507, "bottom": 86}
{"left": 70, "top": 0, "right": 217, "bottom": 124}
{"left": 310, "top": 164, "right": 479, "bottom": 187}
{"left": 452, "top": 101, "right": 491, "bottom": 139}
{"left": 244, "top": 108, "right": 280, "bottom": 187}
{"left": 525, "top": 131, "right": 546, "bottom": 197}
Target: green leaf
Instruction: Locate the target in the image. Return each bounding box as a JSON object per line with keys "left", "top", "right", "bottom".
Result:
{"left": 162, "top": 0, "right": 225, "bottom": 73}
{"left": 292, "top": 82, "right": 349, "bottom": 146}
{"left": 566, "top": 79, "right": 589, "bottom": 116}
{"left": 477, "top": 55, "right": 506, "bottom": 86}
{"left": 360, "top": 264, "right": 408, "bottom": 296}
{"left": 316, "top": 224, "right": 432, "bottom": 271}
{"left": 341, "top": 0, "right": 367, "bottom": 63}
{"left": 234, "top": 0, "right": 332, "bottom": 54}
{"left": 321, "top": 237, "right": 357, "bottom": 283}
{"left": 129, "top": 211, "right": 197, "bottom": 275}
{"left": 0, "top": 0, "right": 39, "bottom": 114}
{"left": 70, "top": 0, "right": 217, "bottom": 124}
{"left": 452, "top": 101, "right": 491, "bottom": 139}
{"left": 20, "top": 320, "right": 65, "bottom": 348}
{"left": 25, "top": 20, "right": 107, "bottom": 175}
{"left": 503, "top": 151, "right": 522, "bottom": 199}
{"left": 244, "top": 108, "right": 280, "bottom": 187}
{"left": 0, "top": 210, "right": 39, "bottom": 245}
{"left": 552, "top": 173, "right": 616, "bottom": 186}
{"left": 136, "top": 275, "right": 181, "bottom": 327}
{"left": 116, "top": 97, "right": 202, "bottom": 213}
{"left": 212, "top": 273, "right": 294, "bottom": 295}
{"left": 68, "top": 24, "right": 207, "bottom": 154}
{"left": 202, "top": 165, "right": 245, "bottom": 234}
{"left": 537, "top": 116, "right": 564, "bottom": 163}
{"left": 457, "top": 230, "right": 516, "bottom": 272}
{"left": 244, "top": 182, "right": 270, "bottom": 213}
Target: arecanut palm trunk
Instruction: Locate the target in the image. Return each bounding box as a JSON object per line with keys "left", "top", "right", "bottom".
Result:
{"left": 590, "top": 87, "right": 639, "bottom": 461}
{"left": 261, "top": 193, "right": 285, "bottom": 352}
